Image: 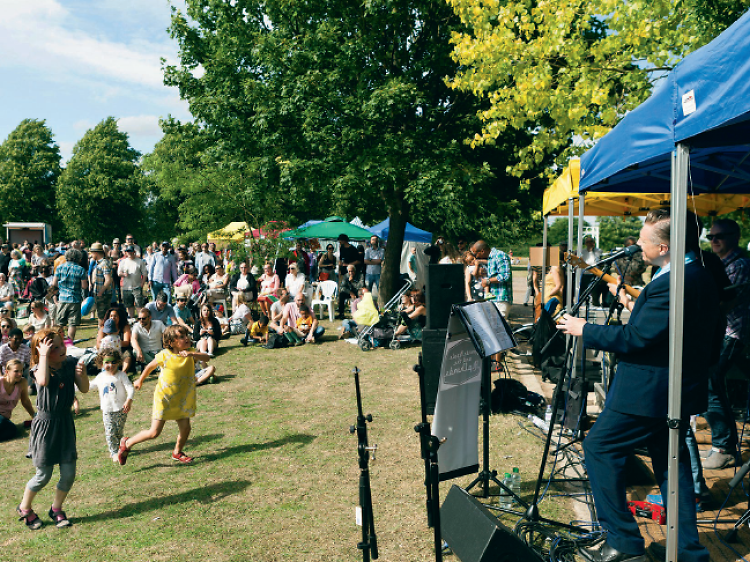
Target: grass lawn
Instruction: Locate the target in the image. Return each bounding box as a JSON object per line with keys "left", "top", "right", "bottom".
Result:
{"left": 2, "top": 315, "right": 573, "bottom": 561}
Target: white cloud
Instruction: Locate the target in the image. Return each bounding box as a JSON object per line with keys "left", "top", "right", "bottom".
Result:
{"left": 118, "top": 115, "right": 163, "bottom": 138}
{"left": 72, "top": 119, "right": 95, "bottom": 132}
{"left": 0, "top": 0, "right": 177, "bottom": 91}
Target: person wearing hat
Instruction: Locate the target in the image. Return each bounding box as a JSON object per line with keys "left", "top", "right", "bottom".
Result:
{"left": 118, "top": 245, "right": 148, "bottom": 318}
{"left": 90, "top": 242, "right": 113, "bottom": 329}
{"left": 148, "top": 242, "right": 178, "bottom": 304}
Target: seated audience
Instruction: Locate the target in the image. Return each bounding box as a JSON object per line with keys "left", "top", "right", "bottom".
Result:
{"left": 268, "top": 288, "right": 290, "bottom": 335}
{"left": 192, "top": 303, "right": 223, "bottom": 357}
{"left": 257, "top": 263, "right": 280, "bottom": 316}
{"left": 285, "top": 263, "right": 306, "bottom": 299}
{"left": 241, "top": 314, "right": 270, "bottom": 346}
{"left": 146, "top": 292, "right": 179, "bottom": 326}
{"left": 28, "top": 301, "right": 52, "bottom": 331}
{"left": 230, "top": 262, "right": 257, "bottom": 310}
{"left": 206, "top": 264, "right": 230, "bottom": 304}
{"left": 131, "top": 308, "right": 166, "bottom": 366}
{"left": 96, "top": 307, "right": 134, "bottom": 372}
{"left": 173, "top": 295, "right": 195, "bottom": 328}
{"left": 282, "top": 292, "right": 325, "bottom": 344}
{"left": 227, "top": 293, "right": 253, "bottom": 335}
{"left": 0, "top": 359, "right": 36, "bottom": 442}
{"left": 394, "top": 291, "right": 427, "bottom": 340}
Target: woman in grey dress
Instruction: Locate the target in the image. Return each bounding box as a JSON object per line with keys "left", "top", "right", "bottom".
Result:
{"left": 16, "top": 328, "right": 89, "bottom": 529}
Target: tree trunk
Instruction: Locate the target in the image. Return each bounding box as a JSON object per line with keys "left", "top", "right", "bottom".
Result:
{"left": 378, "top": 200, "right": 408, "bottom": 307}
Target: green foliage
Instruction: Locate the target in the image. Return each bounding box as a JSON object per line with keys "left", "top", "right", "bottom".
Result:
{"left": 56, "top": 117, "right": 145, "bottom": 243}
{"left": 446, "top": 0, "right": 749, "bottom": 181}
{"left": 158, "top": 0, "right": 547, "bottom": 300}
{"left": 547, "top": 218, "right": 590, "bottom": 246}
{"left": 0, "top": 119, "right": 62, "bottom": 233}
{"left": 598, "top": 216, "right": 643, "bottom": 252}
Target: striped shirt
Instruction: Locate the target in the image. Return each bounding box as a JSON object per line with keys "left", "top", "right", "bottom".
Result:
{"left": 0, "top": 342, "right": 31, "bottom": 369}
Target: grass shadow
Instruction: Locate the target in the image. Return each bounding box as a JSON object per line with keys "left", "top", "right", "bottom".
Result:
{"left": 131, "top": 432, "right": 224, "bottom": 455}
{"left": 74, "top": 480, "right": 253, "bottom": 523}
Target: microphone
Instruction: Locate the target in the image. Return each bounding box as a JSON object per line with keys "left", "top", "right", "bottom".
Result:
{"left": 585, "top": 244, "right": 642, "bottom": 270}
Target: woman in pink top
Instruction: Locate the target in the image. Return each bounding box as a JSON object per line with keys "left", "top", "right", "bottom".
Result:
{"left": 0, "top": 359, "right": 36, "bottom": 442}
{"left": 256, "top": 263, "right": 280, "bottom": 316}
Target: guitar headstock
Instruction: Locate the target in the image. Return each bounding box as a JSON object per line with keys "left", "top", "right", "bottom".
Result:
{"left": 563, "top": 252, "right": 588, "bottom": 269}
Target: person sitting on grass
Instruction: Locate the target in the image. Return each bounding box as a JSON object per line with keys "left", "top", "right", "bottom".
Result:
{"left": 28, "top": 301, "right": 52, "bottom": 332}
{"left": 268, "top": 287, "right": 289, "bottom": 336}
{"left": 145, "top": 292, "right": 178, "bottom": 326}
{"left": 192, "top": 303, "right": 222, "bottom": 357}
{"left": 117, "top": 325, "right": 211, "bottom": 466}
{"left": 241, "top": 314, "right": 269, "bottom": 346}
{"left": 287, "top": 303, "right": 316, "bottom": 346}
{"left": 282, "top": 294, "right": 324, "bottom": 344}
{"left": 173, "top": 295, "right": 194, "bottom": 329}
{"left": 23, "top": 325, "right": 35, "bottom": 345}
{"left": 227, "top": 293, "right": 253, "bottom": 336}
{"left": 0, "top": 328, "right": 32, "bottom": 393}
{"left": 394, "top": 291, "right": 427, "bottom": 341}
{"left": 0, "top": 359, "right": 36, "bottom": 442}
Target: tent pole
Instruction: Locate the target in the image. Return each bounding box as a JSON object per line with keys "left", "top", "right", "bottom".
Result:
{"left": 576, "top": 194, "right": 585, "bottom": 303}
{"left": 666, "top": 144, "right": 688, "bottom": 562}
{"left": 566, "top": 198, "right": 574, "bottom": 312}
{"left": 541, "top": 216, "right": 548, "bottom": 308}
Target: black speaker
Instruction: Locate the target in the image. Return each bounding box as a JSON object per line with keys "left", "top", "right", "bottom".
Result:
{"left": 421, "top": 328, "right": 447, "bottom": 415}
{"left": 425, "top": 264, "right": 465, "bottom": 329}
{"left": 441, "top": 486, "right": 541, "bottom": 562}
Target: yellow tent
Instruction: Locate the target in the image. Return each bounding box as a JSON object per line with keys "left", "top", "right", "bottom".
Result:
{"left": 544, "top": 159, "right": 750, "bottom": 217}
{"left": 207, "top": 222, "right": 253, "bottom": 245}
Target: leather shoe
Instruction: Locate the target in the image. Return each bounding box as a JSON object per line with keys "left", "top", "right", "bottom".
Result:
{"left": 579, "top": 542, "right": 648, "bottom": 562}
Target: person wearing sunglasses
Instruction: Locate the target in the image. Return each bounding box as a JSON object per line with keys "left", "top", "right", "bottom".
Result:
{"left": 701, "top": 219, "right": 750, "bottom": 471}
{"left": 131, "top": 309, "right": 166, "bottom": 368}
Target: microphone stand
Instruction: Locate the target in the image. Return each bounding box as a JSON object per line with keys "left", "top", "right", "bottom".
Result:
{"left": 528, "top": 262, "right": 616, "bottom": 532}
{"left": 415, "top": 354, "right": 445, "bottom": 561}
{"left": 349, "top": 367, "right": 378, "bottom": 562}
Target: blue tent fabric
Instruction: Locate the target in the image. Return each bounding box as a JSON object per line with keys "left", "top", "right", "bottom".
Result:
{"left": 580, "top": 9, "right": 750, "bottom": 194}
{"left": 368, "top": 219, "right": 433, "bottom": 243}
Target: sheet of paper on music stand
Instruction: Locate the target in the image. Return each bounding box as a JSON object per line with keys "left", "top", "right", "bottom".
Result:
{"left": 457, "top": 302, "right": 517, "bottom": 358}
{"left": 529, "top": 246, "right": 559, "bottom": 267}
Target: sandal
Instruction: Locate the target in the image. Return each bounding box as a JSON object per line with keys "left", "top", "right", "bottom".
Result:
{"left": 172, "top": 451, "right": 194, "bottom": 464}
{"left": 48, "top": 507, "right": 71, "bottom": 527}
{"left": 17, "top": 506, "right": 43, "bottom": 530}
{"left": 117, "top": 437, "right": 130, "bottom": 465}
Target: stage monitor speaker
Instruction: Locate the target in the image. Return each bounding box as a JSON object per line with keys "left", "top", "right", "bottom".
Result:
{"left": 441, "top": 486, "right": 540, "bottom": 562}
{"left": 440, "top": 484, "right": 542, "bottom": 562}
{"left": 422, "top": 328, "right": 447, "bottom": 415}
{"left": 425, "top": 264, "right": 465, "bottom": 329}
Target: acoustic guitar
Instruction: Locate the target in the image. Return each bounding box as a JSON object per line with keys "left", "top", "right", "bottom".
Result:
{"left": 564, "top": 253, "right": 642, "bottom": 300}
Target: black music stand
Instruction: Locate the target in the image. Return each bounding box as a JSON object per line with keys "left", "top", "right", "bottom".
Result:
{"left": 448, "top": 302, "right": 527, "bottom": 513}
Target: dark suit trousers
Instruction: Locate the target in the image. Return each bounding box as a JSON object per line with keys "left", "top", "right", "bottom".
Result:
{"left": 583, "top": 407, "right": 709, "bottom": 562}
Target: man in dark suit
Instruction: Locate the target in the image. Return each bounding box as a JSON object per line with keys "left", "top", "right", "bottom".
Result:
{"left": 558, "top": 208, "right": 718, "bottom": 562}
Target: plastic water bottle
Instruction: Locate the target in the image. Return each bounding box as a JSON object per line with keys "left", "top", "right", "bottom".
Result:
{"left": 545, "top": 404, "right": 553, "bottom": 425}
{"left": 528, "top": 414, "right": 549, "bottom": 432}
{"left": 498, "top": 473, "right": 513, "bottom": 509}
{"left": 511, "top": 467, "right": 521, "bottom": 504}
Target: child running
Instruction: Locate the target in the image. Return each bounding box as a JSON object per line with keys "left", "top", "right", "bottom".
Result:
{"left": 17, "top": 328, "right": 90, "bottom": 530}
{"left": 88, "top": 349, "right": 134, "bottom": 462}
{"left": 118, "top": 325, "right": 210, "bottom": 465}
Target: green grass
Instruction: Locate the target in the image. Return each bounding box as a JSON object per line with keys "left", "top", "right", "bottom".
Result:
{"left": 2, "top": 316, "right": 574, "bottom": 561}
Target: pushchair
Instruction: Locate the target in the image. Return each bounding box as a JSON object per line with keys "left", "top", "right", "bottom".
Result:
{"left": 357, "top": 279, "right": 414, "bottom": 351}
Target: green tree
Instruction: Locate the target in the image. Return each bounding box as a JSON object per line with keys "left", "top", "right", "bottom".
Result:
{"left": 446, "top": 0, "right": 749, "bottom": 181}
{"left": 547, "top": 218, "right": 589, "bottom": 246}
{"left": 56, "top": 117, "right": 144, "bottom": 243}
{"left": 0, "top": 119, "right": 62, "bottom": 232}
{"left": 598, "top": 216, "right": 643, "bottom": 252}
{"left": 161, "top": 0, "right": 545, "bottom": 301}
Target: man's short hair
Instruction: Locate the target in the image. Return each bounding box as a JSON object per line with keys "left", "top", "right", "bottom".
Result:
{"left": 645, "top": 207, "right": 701, "bottom": 251}
{"left": 65, "top": 248, "right": 80, "bottom": 262}
{"left": 156, "top": 292, "right": 169, "bottom": 303}
{"left": 9, "top": 328, "right": 23, "bottom": 339}
{"left": 711, "top": 218, "right": 740, "bottom": 239}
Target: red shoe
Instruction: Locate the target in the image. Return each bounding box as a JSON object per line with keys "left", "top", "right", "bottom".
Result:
{"left": 172, "top": 451, "right": 193, "bottom": 464}
{"left": 117, "top": 437, "right": 130, "bottom": 465}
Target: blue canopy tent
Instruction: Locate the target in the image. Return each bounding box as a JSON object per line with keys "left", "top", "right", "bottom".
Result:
{"left": 368, "top": 218, "right": 433, "bottom": 243}
{"left": 578, "top": 10, "right": 750, "bottom": 560}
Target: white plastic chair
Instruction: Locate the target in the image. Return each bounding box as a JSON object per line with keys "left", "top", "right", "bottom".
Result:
{"left": 311, "top": 280, "right": 338, "bottom": 321}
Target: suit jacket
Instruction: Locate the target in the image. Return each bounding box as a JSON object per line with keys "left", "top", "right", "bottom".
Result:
{"left": 582, "top": 260, "right": 720, "bottom": 418}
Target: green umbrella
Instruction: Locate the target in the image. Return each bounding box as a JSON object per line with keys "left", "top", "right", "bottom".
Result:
{"left": 287, "top": 217, "right": 373, "bottom": 240}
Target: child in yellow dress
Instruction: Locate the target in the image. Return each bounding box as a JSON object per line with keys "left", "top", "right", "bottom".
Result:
{"left": 117, "top": 325, "right": 210, "bottom": 465}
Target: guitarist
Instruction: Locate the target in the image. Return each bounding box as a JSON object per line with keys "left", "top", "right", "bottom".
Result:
{"left": 580, "top": 236, "right": 606, "bottom": 306}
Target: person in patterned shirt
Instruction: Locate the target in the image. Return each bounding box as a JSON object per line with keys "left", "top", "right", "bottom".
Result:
{"left": 89, "top": 243, "right": 113, "bottom": 329}
{"left": 471, "top": 240, "right": 513, "bottom": 319}
{"left": 51, "top": 249, "right": 89, "bottom": 342}
{"left": 702, "top": 218, "right": 750, "bottom": 470}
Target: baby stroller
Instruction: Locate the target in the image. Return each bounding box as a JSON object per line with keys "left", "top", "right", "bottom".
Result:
{"left": 357, "top": 279, "right": 413, "bottom": 351}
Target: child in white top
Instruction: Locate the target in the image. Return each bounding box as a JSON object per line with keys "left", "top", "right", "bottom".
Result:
{"left": 28, "top": 301, "right": 52, "bottom": 332}
{"left": 88, "top": 349, "right": 134, "bottom": 462}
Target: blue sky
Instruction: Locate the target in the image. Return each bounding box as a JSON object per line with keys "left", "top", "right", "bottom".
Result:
{"left": 0, "top": 0, "right": 192, "bottom": 164}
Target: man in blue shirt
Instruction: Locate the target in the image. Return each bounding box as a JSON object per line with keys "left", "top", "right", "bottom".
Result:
{"left": 52, "top": 249, "right": 89, "bottom": 341}
{"left": 148, "top": 242, "right": 178, "bottom": 304}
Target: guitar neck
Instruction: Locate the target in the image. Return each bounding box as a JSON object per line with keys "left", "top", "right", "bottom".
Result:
{"left": 588, "top": 267, "right": 641, "bottom": 299}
